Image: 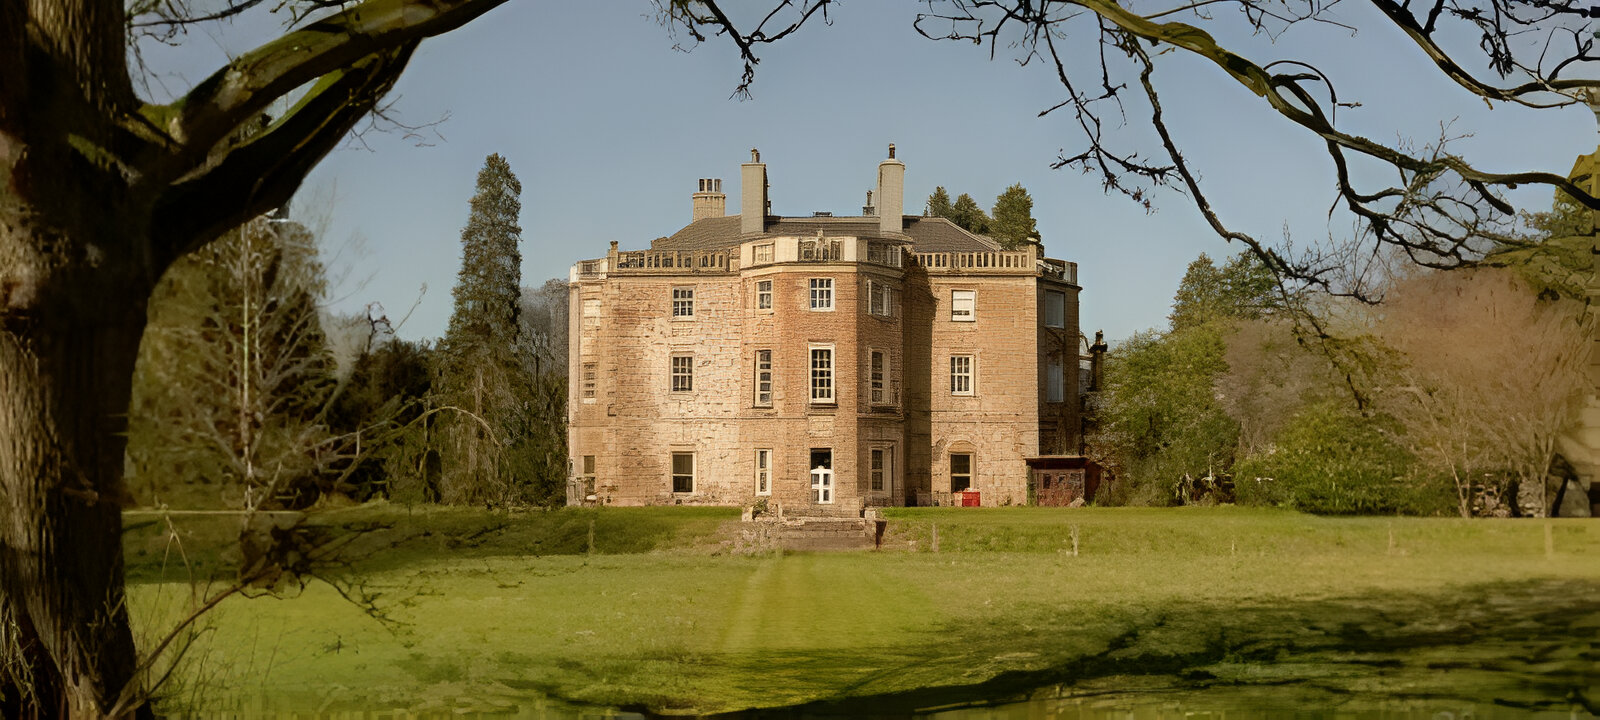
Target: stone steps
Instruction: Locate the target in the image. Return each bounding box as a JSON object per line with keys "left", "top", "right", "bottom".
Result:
{"left": 761, "top": 517, "right": 876, "bottom": 551}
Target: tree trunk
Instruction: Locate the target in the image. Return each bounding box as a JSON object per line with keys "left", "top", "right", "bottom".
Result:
{"left": 0, "top": 211, "right": 152, "bottom": 718}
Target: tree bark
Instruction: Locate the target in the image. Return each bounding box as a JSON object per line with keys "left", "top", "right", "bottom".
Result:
{"left": 0, "top": 0, "right": 503, "bottom": 713}
{"left": 0, "top": 211, "right": 152, "bottom": 717}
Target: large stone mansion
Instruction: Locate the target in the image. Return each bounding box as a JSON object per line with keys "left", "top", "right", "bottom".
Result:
{"left": 566, "top": 147, "right": 1082, "bottom": 509}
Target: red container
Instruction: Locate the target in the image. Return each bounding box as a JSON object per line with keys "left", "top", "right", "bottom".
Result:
{"left": 961, "top": 490, "right": 981, "bottom": 507}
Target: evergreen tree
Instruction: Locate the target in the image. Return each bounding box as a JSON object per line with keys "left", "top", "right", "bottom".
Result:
{"left": 927, "top": 186, "right": 955, "bottom": 218}
{"left": 1168, "top": 254, "right": 1226, "bottom": 332}
{"left": 441, "top": 154, "right": 525, "bottom": 375}
{"left": 1168, "top": 251, "right": 1280, "bottom": 332}
{"left": 989, "top": 183, "right": 1041, "bottom": 250}
{"left": 437, "top": 153, "right": 565, "bottom": 505}
{"left": 949, "top": 193, "right": 991, "bottom": 234}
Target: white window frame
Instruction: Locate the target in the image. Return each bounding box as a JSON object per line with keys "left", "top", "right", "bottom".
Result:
{"left": 582, "top": 362, "right": 597, "bottom": 403}
{"left": 950, "top": 354, "right": 975, "bottom": 396}
{"left": 810, "top": 345, "right": 835, "bottom": 404}
{"left": 672, "top": 286, "right": 695, "bottom": 319}
{"left": 1044, "top": 290, "right": 1066, "bottom": 329}
{"left": 756, "top": 279, "right": 773, "bottom": 310}
{"left": 951, "top": 289, "right": 976, "bottom": 322}
{"left": 753, "top": 243, "right": 775, "bottom": 265}
{"left": 869, "top": 349, "right": 889, "bottom": 405}
{"left": 754, "top": 349, "right": 774, "bottom": 407}
{"left": 809, "top": 278, "right": 835, "bottom": 311}
{"left": 755, "top": 449, "right": 772, "bottom": 496}
{"left": 671, "top": 452, "right": 696, "bottom": 494}
{"left": 671, "top": 354, "right": 694, "bottom": 393}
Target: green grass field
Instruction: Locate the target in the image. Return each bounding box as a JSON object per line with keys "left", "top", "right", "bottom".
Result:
{"left": 123, "top": 504, "right": 1600, "bottom": 716}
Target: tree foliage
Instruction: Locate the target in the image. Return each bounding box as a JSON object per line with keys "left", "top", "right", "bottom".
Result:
{"left": 1169, "top": 251, "right": 1280, "bottom": 332}
{"left": 988, "top": 183, "right": 1040, "bottom": 250}
{"left": 1090, "top": 324, "right": 1236, "bottom": 505}
{"left": 1373, "top": 268, "right": 1591, "bottom": 518}
{"left": 1232, "top": 400, "right": 1433, "bottom": 514}
{"left": 927, "top": 186, "right": 955, "bottom": 219}
{"left": 433, "top": 155, "right": 566, "bottom": 507}
{"left": 949, "top": 193, "right": 991, "bottom": 235}
{"left": 127, "top": 213, "right": 342, "bottom": 510}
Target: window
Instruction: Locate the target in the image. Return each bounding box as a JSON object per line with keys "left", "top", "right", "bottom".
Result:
{"left": 1047, "top": 357, "right": 1065, "bottom": 403}
{"left": 1044, "top": 290, "right": 1066, "bottom": 328}
{"left": 950, "top": 355, "right": 974, "bottom": 396}
{"left": 754, "top": 350, "right": 773, "bottom": 407}
{"left": 867, "top": 242, "right": 901, "bottom": 267}
{"left": 582, "top": 362, "right": 597, "bottom": 402}
{"left": 672, "top": 452, "right": 695, "bottom": 493}
{"left": 754, "top": 243, "right": 775, "bottom": 264}
{"left": 870, "top": 447, "right": 890, "bottom": 492}
{"left": 810, "top": 346, "right": 834, "bottom": 403}
{"left": 951, "top": 289, "right": 976, "bottom": 321}
{"left": 810, "top": 449, "right": 833, "bottom": 504}
{"left": 755, "top": 449, "right": 772, "bottom": 495}
{"left": 868, "top": 280, "right": 893, "bottom": 317}
{"left": 809, "top": 278, "right": 834, "bottom": 311}
{"left": 672, "top": 287, "right": 695, "bottom": 318}
{"left": 869, "top": 350, "right": 888, "bottom": 405}
{"left": 950, "top": 453, "right": 973, "bottom": 492}
{"left": 580, "top": 455, "right": 596, "bottom": 497}
{"left": 756, "top": 280, "right": 773, "bottom": 310}
{"left": 671, "top": 355, "right": 694, "bottom": 392}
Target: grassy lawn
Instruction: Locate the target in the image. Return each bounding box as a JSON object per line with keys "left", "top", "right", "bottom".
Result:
{"left": 123, "top": 504, "right": 1600, "bottom": 716}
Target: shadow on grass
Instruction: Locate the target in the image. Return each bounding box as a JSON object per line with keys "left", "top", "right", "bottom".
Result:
{"left": 606, "top": 578, "right": 1600, "bottom": 718}
{"left": 123, "top": 505, "right": 739, "bottom": 583}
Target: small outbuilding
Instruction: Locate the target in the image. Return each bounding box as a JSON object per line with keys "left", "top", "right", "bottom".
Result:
{"left": 1025, "top": 455, "right": 1102, "bottom": 506}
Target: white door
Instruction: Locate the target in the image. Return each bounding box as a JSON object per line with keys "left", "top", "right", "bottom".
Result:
{"left": 811, "top": 466, "right": 833, "bottom": 504}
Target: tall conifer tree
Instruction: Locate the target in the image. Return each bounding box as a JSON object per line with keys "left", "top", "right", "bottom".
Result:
{"left": 990, "top": 183, "right": 1041, "bottom": 250}
{"left": 438, "top": 154, "right": 528, "bottom": 503}
{"left": 927, "top": 186, "right": 955, "bottom": 218}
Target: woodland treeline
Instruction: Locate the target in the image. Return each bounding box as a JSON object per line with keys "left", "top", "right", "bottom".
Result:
{"left": 1089, "top": 197, "right": 1596, "bottom": 519}
{"left": 126, "top": 155, "right": 569, "bottom": 511}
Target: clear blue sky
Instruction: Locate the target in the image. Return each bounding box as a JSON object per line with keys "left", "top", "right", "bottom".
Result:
{"left": 137, "top": 2, "right": 1598, "bottom": 345}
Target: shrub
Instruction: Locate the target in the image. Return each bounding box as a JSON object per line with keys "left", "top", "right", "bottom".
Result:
{"left": 1233, "top": 401, "right": 1446, "bottom": 515}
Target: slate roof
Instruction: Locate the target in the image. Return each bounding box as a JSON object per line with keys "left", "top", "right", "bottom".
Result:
{"left": 651, "top": 215, "right": 1002, "bottom": 254}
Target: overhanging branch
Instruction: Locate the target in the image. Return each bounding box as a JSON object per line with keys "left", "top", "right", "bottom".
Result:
{"left": 152, "top": 0, "right": 508, "bottom": 178}
{"left": 151, "top": 44, "right": 418, "bottom": 268}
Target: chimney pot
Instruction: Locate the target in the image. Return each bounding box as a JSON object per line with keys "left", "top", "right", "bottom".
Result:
{"left": 692, "top": 177, "right": 727, "bottom": 222}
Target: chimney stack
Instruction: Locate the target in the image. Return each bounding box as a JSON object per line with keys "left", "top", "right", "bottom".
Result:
{"left": 862, "top": 189, "right": 876, "bottom": 216}
{"left": 876, "top": 144, "right": 905, "bottom": 236}
{"left": 692, "top": 178, "right": 725, "bottom": 222}
{"left": 741, "top": 149, "right": 767, "bottom": 235}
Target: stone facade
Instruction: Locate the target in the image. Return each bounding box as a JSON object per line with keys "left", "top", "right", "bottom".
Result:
{"left": 567, "top": 149, "right": 1080, "bottom": 510}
